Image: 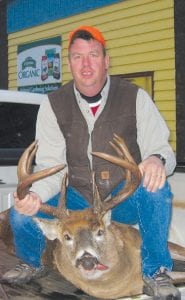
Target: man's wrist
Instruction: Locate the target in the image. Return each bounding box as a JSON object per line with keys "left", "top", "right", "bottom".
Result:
{"left": 151, "top": 154, "right": 166, "bottom": 165}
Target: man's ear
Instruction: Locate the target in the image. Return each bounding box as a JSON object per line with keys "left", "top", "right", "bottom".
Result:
{"left": 105, "top": 54, "right": 110, "bottom": 70}
{"left": 34, "top": 218, "right": 59, "bottom": 240}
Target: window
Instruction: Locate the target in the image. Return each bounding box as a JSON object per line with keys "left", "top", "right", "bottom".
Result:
{"left": 114, "top": 71, "right": 153, "bottom": 98}
{"left": 0, "top": 102, "right": 39, "bottom": 165}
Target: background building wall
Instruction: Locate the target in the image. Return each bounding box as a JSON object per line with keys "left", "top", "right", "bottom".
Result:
{"left": 7, "top": 0, "right": 176, "bottom": 149}
{"left": 0, "top": 0, "right": 8, "bottom": 89}
{"left": 7, "top": 0, "right": 122, "bottom": 33}
{"left": 174, "top": 0, "right": 185, "bottom": 165}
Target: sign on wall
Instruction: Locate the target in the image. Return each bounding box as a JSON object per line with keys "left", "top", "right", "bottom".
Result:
{"left": 17, "top": 36, "right": 61, "bottom": 93}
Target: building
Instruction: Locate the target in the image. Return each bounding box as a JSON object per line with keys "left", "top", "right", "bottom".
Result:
{"left": 5, "top": 0, "right": 185, "bottom": 165}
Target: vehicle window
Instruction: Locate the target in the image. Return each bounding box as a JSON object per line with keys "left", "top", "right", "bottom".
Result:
{"left": 0, "top": 102, "right": 39, "bottom": 165}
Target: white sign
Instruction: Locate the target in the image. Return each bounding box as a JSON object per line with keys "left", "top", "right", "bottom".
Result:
{"left": 17, "top": 38, "right": 61, "bottom": 88}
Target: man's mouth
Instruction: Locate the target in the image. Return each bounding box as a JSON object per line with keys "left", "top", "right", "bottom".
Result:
{"left": 81, "top": 70, "right": 93, "bottom": 77}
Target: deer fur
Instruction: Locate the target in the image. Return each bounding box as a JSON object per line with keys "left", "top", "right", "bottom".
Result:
{"left": 35, "top": 209, "right": 143, "bottom": 299}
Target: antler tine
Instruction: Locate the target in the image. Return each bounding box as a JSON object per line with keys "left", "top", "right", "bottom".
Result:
{"left": 17, "top": 164, "right": 66, "bottom": 200}
{"left": 112, "top": 133, "right": 138, "bottom": 182}
{"left": 17, "top": 142, "right": 66, "bottom": 213}
{"left": 92, "top": 172, "right": 103, "bottom": 214}
{"left": 26, "top": 142, "right": 38, "bottom": 175}
{"left": 109, "top": 135, "right": 132, "bottom": 183}
{"left": 113, "top": 134, "right": 136, "bottom": 164}
{"left": 109, "top": 141, "right": 124, "bottom": 159}
{"left": 110, "top": 137, "right": 136, "bottom": 194}
{"left": 39, "top": 203, "right": 66, "bottom": 218}
{"left": 109, "top": 134, "right": 128, "bottom": 160}
{"left": 58, "top": 173, "right": 68, "bottom": 209}
{"left": 51, "top": 173, "right": 70, "bottom": 219}
{"left": 92, "top": 135, "right": 141, "bottom": 212}
{"left": 17, "top": 141, "right": 38, "bottom": 181}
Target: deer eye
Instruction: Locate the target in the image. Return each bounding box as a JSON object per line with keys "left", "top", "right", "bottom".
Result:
{"left": 97, "top": 229, "right": 104, "bottom": 236}
{"left": 64, "top": 234, "right": 71, "bottom": 241}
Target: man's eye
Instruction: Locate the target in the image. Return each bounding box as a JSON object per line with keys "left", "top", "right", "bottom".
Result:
{"left": 73, "top": 55, "right": 81, "bottom": 59}
{"left": 90, "top": 52, "right": 98, "bottom": 57}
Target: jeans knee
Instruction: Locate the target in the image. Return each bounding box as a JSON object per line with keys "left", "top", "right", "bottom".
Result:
{"left": 153, "top": 181, "right": 172, "bottom": 204}
{"left": 139, "top": 181, "right": 172, "bottom": 205}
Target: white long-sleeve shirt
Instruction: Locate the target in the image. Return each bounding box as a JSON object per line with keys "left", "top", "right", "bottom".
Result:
{"left": 31, "top": 77, "right": 176, "bottom": 202}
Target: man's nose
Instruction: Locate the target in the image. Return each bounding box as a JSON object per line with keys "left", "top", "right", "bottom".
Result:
{"left": 82, "top": 56, "right": 91, "bottom": 66}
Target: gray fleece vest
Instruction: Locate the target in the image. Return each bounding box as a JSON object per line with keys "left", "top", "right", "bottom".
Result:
{"left": 49, "top": 76, "right": 141, "bottom": 204}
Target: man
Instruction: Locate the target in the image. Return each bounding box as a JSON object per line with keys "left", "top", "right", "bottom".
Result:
{"left": 3, "top": 25, "right": 179, "bottom": 299}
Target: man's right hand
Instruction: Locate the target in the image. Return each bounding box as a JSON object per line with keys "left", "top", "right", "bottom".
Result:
{"left": 13, "top": 191, "right": 42, "bottom": 216}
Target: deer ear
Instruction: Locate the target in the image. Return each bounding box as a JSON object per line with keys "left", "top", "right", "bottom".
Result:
{"left": 34, "top": 218, "right": 59, "bottom": 240}
{"left": 102, "top": 210, "right": 112, "bottom": 226}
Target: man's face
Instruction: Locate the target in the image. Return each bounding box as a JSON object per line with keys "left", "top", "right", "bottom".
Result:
{"left": 68, "top": 38, "right": 109, "bottom": 96}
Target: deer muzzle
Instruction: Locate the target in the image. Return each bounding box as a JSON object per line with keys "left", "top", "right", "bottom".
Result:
{"left": 75, "top": 252, "right": 108, "bottom": 271}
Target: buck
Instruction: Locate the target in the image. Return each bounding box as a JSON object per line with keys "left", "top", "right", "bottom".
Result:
{"left": 1, "top": 134, "right": 185, "bottom": 299}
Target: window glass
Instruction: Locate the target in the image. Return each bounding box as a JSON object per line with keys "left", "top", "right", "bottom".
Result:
{"left": 116, "top": 72, "right": 153, "bottom": 98}
{"left": 0, "top": 103, "right": 39, "bottom": 165}
{"left": 0, "top": 103, "right": 39, "bottom": 148}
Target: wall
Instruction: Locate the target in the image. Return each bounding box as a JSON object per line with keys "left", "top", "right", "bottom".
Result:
{"left": 7, "top": 0, "right": 122, "bottom": 33}
{"left": 0, "top": 0, "right": 8, "bottom": 89}
{"left": 8, "top": 0, "right": 176, "bottom": 149}
{"left": 174, "top": 0, "right": 185, "bottom": 164}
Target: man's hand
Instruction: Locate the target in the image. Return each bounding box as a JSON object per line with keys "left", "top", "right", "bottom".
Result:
{"left": 13, "top": 191, "right": 42, "bottom": 216}
{"left": 138, "top": 156, "right": 166, "bottom": 192}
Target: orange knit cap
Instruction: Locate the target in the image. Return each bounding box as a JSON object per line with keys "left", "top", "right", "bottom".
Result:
{"left": 68, "top": 25, "right": 106, "bottom": 48}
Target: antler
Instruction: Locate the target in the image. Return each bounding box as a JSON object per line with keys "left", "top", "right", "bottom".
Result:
{"left": 17, "top": 141, "right": 66, "bottom": 217}
{"left": 92, "top": 134, "right": 141, "bottom": 212}
{"left": 17, "top": 136, "right": 141, "bottom": 218}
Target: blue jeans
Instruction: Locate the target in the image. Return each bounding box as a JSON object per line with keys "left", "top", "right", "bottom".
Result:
{"left": 9, "top": 181, "right": 173, "bottom": 277}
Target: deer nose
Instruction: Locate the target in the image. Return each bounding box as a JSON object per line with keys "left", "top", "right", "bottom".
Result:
{"left": 76, "top": 252, "right": 98, "bottom": 270}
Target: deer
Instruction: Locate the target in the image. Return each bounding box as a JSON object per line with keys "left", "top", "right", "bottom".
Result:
{"left": 1, "top": 134, "right": 185, "bottom": 299}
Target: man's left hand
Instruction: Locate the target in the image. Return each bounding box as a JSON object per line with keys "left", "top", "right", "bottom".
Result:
{"left": 138, "top": 156, "right": 166, "bottom": 192}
